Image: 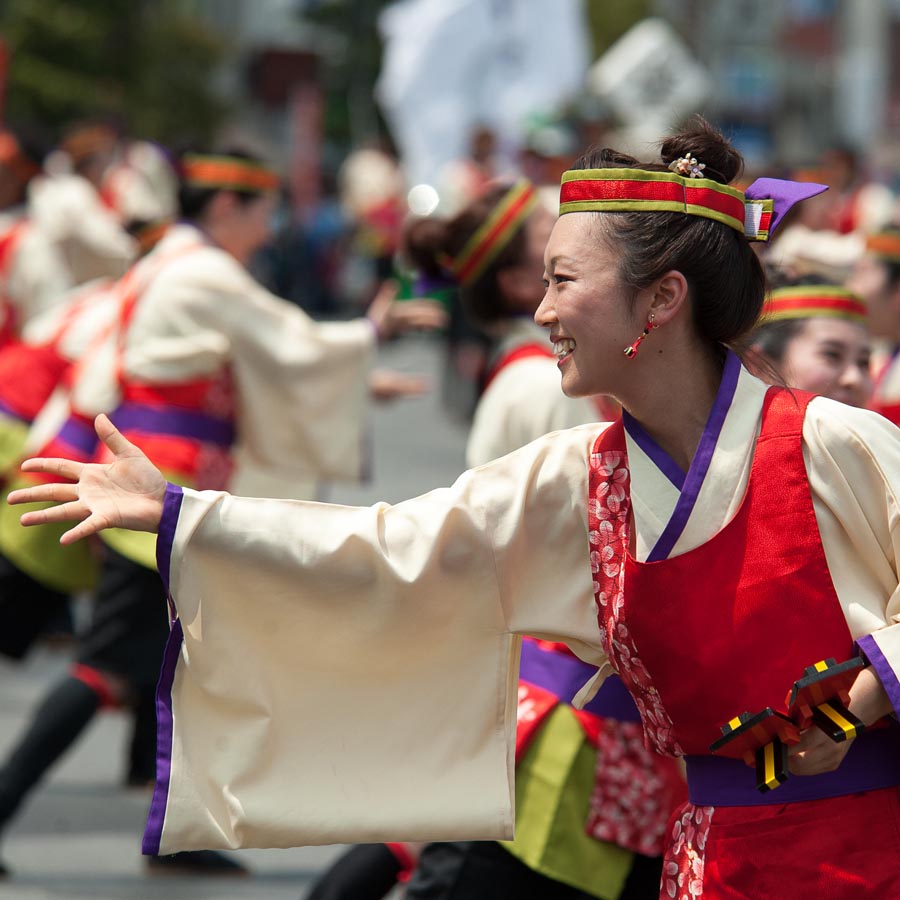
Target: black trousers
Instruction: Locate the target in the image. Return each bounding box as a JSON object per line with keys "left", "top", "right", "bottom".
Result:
{"left": 405, "top": 841, "right": 662, "bottom": 900}
{"left": 0, "top": 552, "right": 69, "bottom": 660}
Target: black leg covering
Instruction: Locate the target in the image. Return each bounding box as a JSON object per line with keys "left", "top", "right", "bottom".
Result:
{"left": 0, "top": 675, "right": 100, "bottom": 830}
{"left": 306, "top": 843, "right": 404, "bottom": 900}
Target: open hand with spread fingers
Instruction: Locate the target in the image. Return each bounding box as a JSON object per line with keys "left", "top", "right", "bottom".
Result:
{"left": 8, "top": 414, "right": 167, "bottom": 544}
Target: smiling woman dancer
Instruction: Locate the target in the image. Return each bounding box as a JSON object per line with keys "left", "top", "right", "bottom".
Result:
{"left": 11, "top": 118, "right": 900, "bottom": 900}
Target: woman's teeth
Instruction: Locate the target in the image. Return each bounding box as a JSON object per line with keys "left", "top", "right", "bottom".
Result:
{"left": 553, "top": 339, "right": 576, "bottom": 359}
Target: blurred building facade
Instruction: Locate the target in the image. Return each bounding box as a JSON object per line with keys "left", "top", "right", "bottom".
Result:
{"left": 176, "top": 0, "right": 900, "bottom": 182}
{"left": 654, "top": 0, "right": 900, "bottom": 172}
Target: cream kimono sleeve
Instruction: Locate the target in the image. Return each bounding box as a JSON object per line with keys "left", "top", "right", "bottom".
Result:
{"left": 145, "top": 424, "right": 609, "bottom": 855}
{"left": 166, "top": 257, "right": 376, "bottom": 484}
{"left": 804, "top": 397, "right": 900, "bottom": 720}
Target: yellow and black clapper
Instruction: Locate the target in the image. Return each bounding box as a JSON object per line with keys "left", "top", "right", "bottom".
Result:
{"left": 710, "top": 708, "right": 801, "bottom": 793}
{"left": 787, "top": 657, "right": 866, "bottom": 743}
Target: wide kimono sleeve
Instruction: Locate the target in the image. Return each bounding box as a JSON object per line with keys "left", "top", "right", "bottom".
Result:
{"left": 145, "top": 424, "right": 610, "bottom": 854}
{"left": 804, "top": 398, "right": 900, "bottom": 719}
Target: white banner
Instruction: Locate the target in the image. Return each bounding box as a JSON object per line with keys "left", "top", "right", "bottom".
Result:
{"left": 376, "top": 0, "right": 590, "bottom": 188}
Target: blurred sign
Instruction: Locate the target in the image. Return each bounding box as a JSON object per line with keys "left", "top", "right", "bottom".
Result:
{"left": 588, "top": 18, "right": 711, "bottom": 129}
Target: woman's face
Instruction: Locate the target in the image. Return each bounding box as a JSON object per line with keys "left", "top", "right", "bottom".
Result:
{"left": 497, "top": 205, "right": 556, "bottom": 315}
{"left": 535, "top": 213, "right": 638, "bottom": 398}
{"left": 777, "top": 318, "right": 873, "bottom": 407}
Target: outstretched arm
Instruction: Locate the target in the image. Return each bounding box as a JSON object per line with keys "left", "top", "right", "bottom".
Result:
{"left": 8, "top": 414, "right": 167, "bottom": 543}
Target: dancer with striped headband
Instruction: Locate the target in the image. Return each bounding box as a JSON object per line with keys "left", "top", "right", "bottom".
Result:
{"left": 0, "top": 147, "right": 444, "bottom": 880}
{"left": 849, "top": 226, "right": 900, "bottom": 424}
{"left": 747, "top": 274, "right": 872, "bottom": 409}
{"left": 13, "top": 119, "right": 900, "bottom": 899}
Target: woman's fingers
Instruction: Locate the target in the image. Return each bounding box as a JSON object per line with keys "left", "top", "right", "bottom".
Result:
{"left": 20, "top": 500, "right": 88, "bottom": 527}
{"left": 60, "top": 515, "right": 107, "bottom": 546}
{"left": 18, "top": 457, "right": 84, "bottom": 482}
{"left": 8, "top": 481, "right": 81, "bottom": 506}
{"left": 395, "top": 300, "right": 448, "bottom": 330}
{"left": 94, "top": 414, "right": 140, "bottom": 458}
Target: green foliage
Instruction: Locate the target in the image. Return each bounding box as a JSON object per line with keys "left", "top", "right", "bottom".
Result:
{"left": 0, "top": 0, "right": 228, "bottom": 144}
{"left": 585, "top": 0, "right": 653, "bottom": 55}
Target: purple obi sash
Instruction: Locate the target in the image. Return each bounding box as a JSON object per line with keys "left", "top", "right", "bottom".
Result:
{"left": 519, "top": 638, "right": 642, "bottom": 722}
{"left": 685, "top": 722, "right": 900, "bottom": 807}
{"left": 111, "top": 402, "right": 234, "bottom": 447}
{"left": 57, "top": 417, "right": 99, "bottom": 457}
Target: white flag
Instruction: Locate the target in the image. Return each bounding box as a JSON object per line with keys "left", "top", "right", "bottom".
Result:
{"left": 377, "top": 0, "right": 590, "bottom": 188}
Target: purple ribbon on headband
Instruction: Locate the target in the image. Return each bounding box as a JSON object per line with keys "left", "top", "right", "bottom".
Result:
{"left": 744, "top": 177, "right": 829, "bottom": 238}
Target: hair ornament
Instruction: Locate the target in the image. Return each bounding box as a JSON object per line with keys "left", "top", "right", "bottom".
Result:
{"left": 668, "top": 153, "right": 706, "bottom": 179}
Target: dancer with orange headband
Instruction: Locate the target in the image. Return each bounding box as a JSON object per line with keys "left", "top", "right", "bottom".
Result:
{"left": 14, "top": 119, "right": 900, "bottom": 899}
{"left": 0, "top": 147, "right": 443, "bottom": 879}
{"left": 848, "top": 226, "right": 900, "bottom": 424}
{"left": 748, "top": 274, "right": 872, "bottom": 408}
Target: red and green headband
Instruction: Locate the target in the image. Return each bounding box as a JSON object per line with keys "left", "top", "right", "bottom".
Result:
{"left": 441, "top": 180, "right": 537, "bottom": 286}
{"left": 559, "top": 169, "right": 827, "bottom": 242}
{"left": 182, "top": 154, "right": 280, "bottom": 194}
{"left": 761, "top": 286, "right": 867, "bottom": 325}
{"left": 866, "top": 230, "right": 900, "bottom": 265}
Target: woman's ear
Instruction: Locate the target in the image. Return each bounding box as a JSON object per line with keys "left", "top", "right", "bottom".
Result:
{"left": 646, "top": 269, "right": 689, "bottom": 326}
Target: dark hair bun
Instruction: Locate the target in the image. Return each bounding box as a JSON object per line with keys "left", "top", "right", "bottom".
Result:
{"left": 403, "top": 217, "right": 451, "bottom": 278}
{"left": 660, "top": 115, "right": 743, "bottom": 185}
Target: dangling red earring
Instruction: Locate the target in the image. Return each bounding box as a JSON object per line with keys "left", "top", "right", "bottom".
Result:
{"left": 623, "top": 314, "right": 657, "bottom": 359}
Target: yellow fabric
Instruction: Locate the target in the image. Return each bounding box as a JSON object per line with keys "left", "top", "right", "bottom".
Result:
{"left": 501, "top": 705, "right": 632, "bottom": 899}
{"left": 0, "top": 479, "right": 100, "bottom": 593}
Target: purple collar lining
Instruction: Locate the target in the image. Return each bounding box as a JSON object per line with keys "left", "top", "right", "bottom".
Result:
{"left": 645, "top": 350, "right": 742, "bottom": 563}
{"left": 622, "top": 411, "right": 686, "bottom": 490}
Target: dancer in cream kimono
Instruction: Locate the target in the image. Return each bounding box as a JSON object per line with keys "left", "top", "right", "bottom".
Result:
{"left": 13, "top": 120, "right": 900, "bottom": 900}
{"left": 0, "top": 149, "right": 443, "bottom": 878}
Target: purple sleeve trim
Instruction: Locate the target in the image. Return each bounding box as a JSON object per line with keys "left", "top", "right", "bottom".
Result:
{"left": 857, "top": 633, "right": 900, "bottom": 719}
{"left": 155, "top": 484, "right": 183, "bottom": 594}
{"left": 141, "top": 618, "right": 184, "bottom": 856}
